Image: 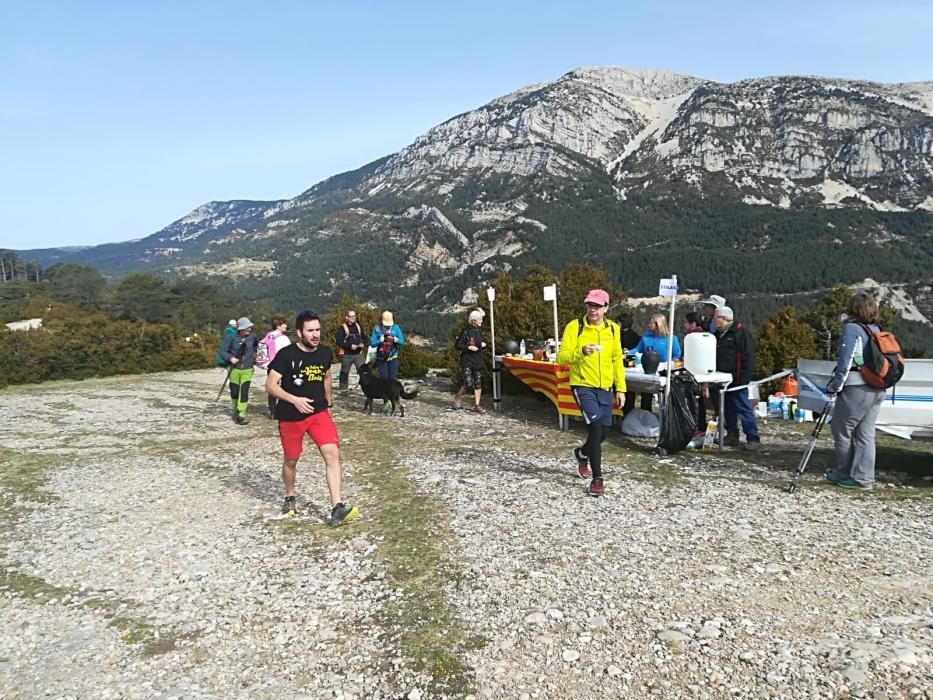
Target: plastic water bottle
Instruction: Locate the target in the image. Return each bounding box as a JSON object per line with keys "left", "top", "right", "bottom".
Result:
{"left": 519, "top": 339, "right": 526, "bottom": 356}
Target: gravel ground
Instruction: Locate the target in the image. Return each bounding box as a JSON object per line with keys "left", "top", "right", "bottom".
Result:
{"left": 1, "top": 368, "right": 931, "bottom": 699}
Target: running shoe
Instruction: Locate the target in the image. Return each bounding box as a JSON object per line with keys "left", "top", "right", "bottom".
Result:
{"left": 588, "top": 478, "right": 605, "bottom": 497}
{"left": 235, "top": 414, "right": 249, "bottom": 425}
{"left": 472, "top": 405, "right": 487, "bottom": 414}
{"left": 833, "top": 478, "right": 870, "bottom": 490}
{"left": 573, "top": 447, "right": 591, "bottom": 479}
{"left": 282, "top": 495, "right": 298, "bottom": 517}
{"left": 329, "top": 503, "right": 359, "bottom": 527}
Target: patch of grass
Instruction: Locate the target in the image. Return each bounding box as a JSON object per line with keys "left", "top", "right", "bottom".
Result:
{"left": 113, "top": 618, "right": 155, "bottom": 645}
{"left": 339, "top": 414, "right": 480, "bottom": 697}
{"left": 0, "top": 556, "right": 71, "bottom": 601}
{"left": 0, "top": 445, "right": 60, "bottom": 504}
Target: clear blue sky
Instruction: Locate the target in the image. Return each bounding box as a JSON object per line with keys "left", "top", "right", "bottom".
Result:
{"left": 3, "top": 0, "right": 931, "bottom": 249}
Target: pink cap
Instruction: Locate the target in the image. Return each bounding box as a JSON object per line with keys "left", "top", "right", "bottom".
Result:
{"left": 584, "top": 289, "right": 610, "bottom": 306}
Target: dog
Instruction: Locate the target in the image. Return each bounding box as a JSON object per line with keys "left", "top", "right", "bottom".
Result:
{"left": 357, "top": 363, "right": 418, "bottom": 417}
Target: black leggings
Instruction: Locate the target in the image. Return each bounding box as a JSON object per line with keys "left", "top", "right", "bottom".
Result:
{"left": 582, "top": 422, "right": 608, "bottom": 479}
{"left": 623, "top": 391, "right": 655, "bottom": 415}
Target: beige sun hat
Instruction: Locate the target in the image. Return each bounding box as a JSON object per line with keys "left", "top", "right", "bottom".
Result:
{"left": 381, "top": 311, "right": 394, "bottom": 326}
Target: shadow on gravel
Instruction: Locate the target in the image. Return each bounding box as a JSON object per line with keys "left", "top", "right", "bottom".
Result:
{"left": 713, "top": 442, "right": 932, "bottom": 485}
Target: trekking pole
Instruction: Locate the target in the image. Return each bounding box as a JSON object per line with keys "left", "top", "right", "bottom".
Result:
{"left": 787, "top": 395, "right": 835, "bottom": 493}
{"left": 216, "top": 365, "right": 234, "bottom": 401}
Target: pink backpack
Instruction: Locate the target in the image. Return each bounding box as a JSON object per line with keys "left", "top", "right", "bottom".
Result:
{"left": 256, "top": 332, "right": 278, "bottom": 369}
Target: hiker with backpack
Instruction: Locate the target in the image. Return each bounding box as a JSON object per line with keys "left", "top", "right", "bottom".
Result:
{"left": 370, "top": 310, "right": 405, "bottom": 381}
{"left": 220, "top": 317, "right": 258, "bottom": 424}
{"left": 215, "top": 319, "right": 237, "bottom": 367}
{"left": 336, "top": 309, "right": 366, "bottom": 393}
{"left": 558, "top": 289, "right": 627, "bottom": 497}
{"left": 825, "top": 292, "right": 903, "bottom": 490}
{"left": 256, "top": 316, "right": 291, "bottom": 418}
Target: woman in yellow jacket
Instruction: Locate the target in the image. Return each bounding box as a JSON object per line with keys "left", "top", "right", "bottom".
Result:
{"left": 557, "top": 289, "right": 627, "bottom": 496}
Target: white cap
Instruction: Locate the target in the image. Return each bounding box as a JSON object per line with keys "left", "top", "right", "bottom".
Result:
{"left": 717, "top": 306, "right": 734, "bottom": 321}
{"left": 468, "top": 309, "right": 485, "bottom": 322}
{"left": 701, "top": 295, "right": 726, "bottom": 308}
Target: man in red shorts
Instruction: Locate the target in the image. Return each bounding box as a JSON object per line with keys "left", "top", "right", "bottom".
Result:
{"left": 265, "top": 310, "right": 359, "bottom": 526}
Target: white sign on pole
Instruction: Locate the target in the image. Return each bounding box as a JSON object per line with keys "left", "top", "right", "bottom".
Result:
{"left": 659, "top": 278, "right": 678, "bottom": 297}
{"left": 542, "top": 284, "right": 556, "bottom": 301}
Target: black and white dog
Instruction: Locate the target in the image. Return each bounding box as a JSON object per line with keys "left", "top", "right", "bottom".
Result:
{"left": 357, "top": 363, "right": 418, "bottom": 417}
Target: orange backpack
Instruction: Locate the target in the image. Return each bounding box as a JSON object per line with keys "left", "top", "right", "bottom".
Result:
{"left": 856, "top": 323, "right": 905, "bottom": 390}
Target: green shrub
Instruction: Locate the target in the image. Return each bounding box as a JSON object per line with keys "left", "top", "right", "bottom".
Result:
{"left": 398, "top": 343, "right": 442, "bottom": 379}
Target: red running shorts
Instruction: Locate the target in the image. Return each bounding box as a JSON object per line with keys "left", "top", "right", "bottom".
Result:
{"left": 278, "top": 411, "right": 339, "bottom": 461}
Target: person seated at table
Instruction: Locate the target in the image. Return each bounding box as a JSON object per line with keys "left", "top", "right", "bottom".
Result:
{"left": 630, "top": 314, "right": 682, "bottom": 413}
{"left": 558, "top": 289, "right": 626, "bottom": 498}
{"left": 682, "top": 311, "right": 709, "bottom": 432}
{"left": 683, "top": 312, "right": 705, "bottom": 336}
{"left": 617, "top": 311, "right": 642, "bottom": 416}
{"left": 615, "top": 310, "right": 642, "bottom": 352}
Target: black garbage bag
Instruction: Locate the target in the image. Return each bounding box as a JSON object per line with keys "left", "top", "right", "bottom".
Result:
{"left": 656, "top": 368, "right": 700, "bottom": 455}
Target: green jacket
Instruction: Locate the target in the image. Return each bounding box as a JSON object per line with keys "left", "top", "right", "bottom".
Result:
{"left": 557, "top": 317, "right": 627, "bottom": 392}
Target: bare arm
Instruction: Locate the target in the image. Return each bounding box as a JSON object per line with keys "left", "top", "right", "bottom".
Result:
{"left": 265, "top": 368, "right": 315, "bottom": 414}
{"left": 324, "top": 366, "right": 334, "bottom": 408}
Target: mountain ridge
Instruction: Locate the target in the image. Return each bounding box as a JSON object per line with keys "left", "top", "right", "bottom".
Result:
{"left": 17, "top": 65, "right": 933, "bottom": 328}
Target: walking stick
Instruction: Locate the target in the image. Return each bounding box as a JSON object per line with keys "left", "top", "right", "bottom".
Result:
{"left": 787, "top": 395, "right": 835, "bottom": 493}
{"left": 216, "top": 365, "right": 234, "bottom": 401}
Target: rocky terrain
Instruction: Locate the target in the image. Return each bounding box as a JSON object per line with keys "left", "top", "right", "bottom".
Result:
{"left": 1, "top": 369, "right": 931, "bottom": 698}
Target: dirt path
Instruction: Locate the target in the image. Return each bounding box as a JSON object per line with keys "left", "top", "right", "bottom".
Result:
{"left": 1, "top": 369, "right": 931, "bottom": 698}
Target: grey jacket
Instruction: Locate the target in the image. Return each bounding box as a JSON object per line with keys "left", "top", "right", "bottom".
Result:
{"left": 221, "top": 332, "right": 258, "bottom": 370}
{"left": 826, "top": 321, "right": 879, "bottom": 393}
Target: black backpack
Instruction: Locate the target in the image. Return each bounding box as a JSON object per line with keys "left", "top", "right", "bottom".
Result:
{"left": 577, "top": 317, "right": 616, "bottom": 339}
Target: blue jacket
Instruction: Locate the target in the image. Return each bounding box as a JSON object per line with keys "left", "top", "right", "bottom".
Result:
{"left": 827, "top": 321, "right": 879, "bottom": 393}
{"left": 634, "top": 331, "right": 682, "bottom": 362}
{"left": 370, "top": 324, "right": 405, "bottom": 360}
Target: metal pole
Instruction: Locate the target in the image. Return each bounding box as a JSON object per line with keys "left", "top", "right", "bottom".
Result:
{"left": 551, "top": 294, "right": 560, "bottom": 353}
{"left": 665, "top": 274, "right": 677, "bottom": 404}
{"left": 490, "top": 297, "right": 501, "bottom": 411}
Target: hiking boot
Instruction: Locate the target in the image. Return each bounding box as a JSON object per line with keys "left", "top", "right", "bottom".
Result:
{"left": 742, "top": 441, "right": 761, "bottom": 451}
{"left": 452, "top": 396, "right": 463, "bottom": 410}
{"left": 472, "top": 404, "right": 486, "bottom": 414}
{"left": 282, "top": 496, "right": 298, "bottom": 517}
{"left": 724, "top": 431, "right": 740, "bottom": 447}
{"left": 573, "top": 447, "right": 591, "bottom": 479}
{"left": 588, "top": 478, "right": 604, "bottom": 497}
{"left": 329, "top": 502, "right": 359, "bottom": 527}
{"left": 235, "top": 414, "right": 249, "bottom": 425}
{"left": 833, "top": 478, "right": 870, "bottom": 490}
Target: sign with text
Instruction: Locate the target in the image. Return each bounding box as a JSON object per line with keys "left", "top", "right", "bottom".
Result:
{"left": 659, "top": 278, "right": 678, "bottom": 297}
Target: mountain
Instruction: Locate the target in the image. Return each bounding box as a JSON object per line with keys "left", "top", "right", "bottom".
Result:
{"left": 21, "top": 66, "right": 933, "bottom": 330}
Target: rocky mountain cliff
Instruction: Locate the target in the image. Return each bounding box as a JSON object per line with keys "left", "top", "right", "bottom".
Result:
{"left": 24, "top": 66, "right": 933, "bottom": 325}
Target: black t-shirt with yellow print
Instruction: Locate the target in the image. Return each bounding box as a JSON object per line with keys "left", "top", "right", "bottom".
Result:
{"left": 268, "top": 343, "right": 333, "bottom": 422}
